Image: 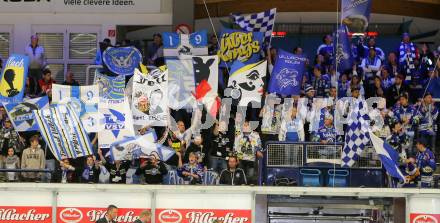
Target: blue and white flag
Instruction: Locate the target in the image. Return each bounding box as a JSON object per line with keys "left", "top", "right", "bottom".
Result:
{"left": 342, "top": 0, "right": 372, "bottom": 34}
{"left": 34, "top": 104, "right": 93, "bottom": 161}
{"left": 166, "top": 58, "right": 197, "bottom": 109}
{"left": 268, "top": 49, "right": 306, "bottom": 96}
{"left": 335, "top": 25, "right": 353, "bottom": 73}
{"left": 232, "top": 8, "right": 277, "bottom": 49}
{"left": 102, "top": 46, "right": 143, "bottom": 76}
{"left": 369, "top": 133, "right": 405, "bottom": 181}
{"left": 342, "top": 98, "right": 371, "bottom": 167}
{"left": 0, "top": 54, "right": 29, "bottom": 105}
{"left": 4, "top": 96, "right": 49, "bottom": 132}
{"left": 218, "top": 29, "right": 264, "bottom": 68}
{"left": 163, "top": 30, "right": 208, "bottom": 57}
{"left": 99, "top": 98, "right": 135, "bottom": 148}
{"left": 110, "top": 132, "right": 175, "bottom": 161}
{"left": 52, "top": 84, "right": 101, "bottom": 133}
{"left": 94, "top": 70, "right": 125, "bottom": 102}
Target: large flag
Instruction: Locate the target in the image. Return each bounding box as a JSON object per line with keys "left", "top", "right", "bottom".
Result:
{"left": 369, "top": 133, "right": 405, "bottom": 181}
{"left": 231, "top": 8, "right": 277, "bottom": 50}
{"left": 192, "top": 55, "right": 220, "bottom": 117}
{"left": 102, "top": 46, "right": 143, "bottom": 76}
{"left": 132, "top": 66, "right": 168, "bottom": 126}
{"left": 94, "top": 70, "right": 125, "bottom": 102}
{"left": 52, "top": 84, "right": 101, "bottom": 133}
{"left": 342, "top": 98, "right": 371, "bottom": 167}
{"left": 34, "top": 104, "right": 93, "bottom": 161}
{"left": 218, "top": 29, "right": 264, "bottom": 68}
{"left": 110, "top": 132, "right": 175, "bottom": 161}
{"left": 163, "top": 30, "right": 208, "bottom": 57}
{"left": 268, "top": 49, "right": 306, "bottom": 96}
{"left": 99, "top": 98, "right": 135, "bottom": 148}
{"left": 0, "top": 54, "right": 29, "bottom": 105}
{"left": 4, "top": 96, "right": 49, "bottom": 132}
{"left": 335, "top": 25, "right": 353, "bottom": 73}
{"left": 227, "top": 60, "right": 267, "bottom": 106}
{"left": 166, "top": 58, "right": 196, "bottom": 109}
{"left": 341, "top": 0, "right": 372, "bottom": 34}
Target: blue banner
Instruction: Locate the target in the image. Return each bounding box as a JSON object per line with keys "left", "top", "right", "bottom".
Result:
{"left": 342, "top": 0, "right": 372, "bottom": 34}
{"left": 0, "top": 54, "right": 29, "bottom": 105}
{"left": 218, "top": 29, "right": 264, "bottom": 68}
{"left": 94, "top": 70, "right": 125, "bottom": 101}
{"left": 102, "top": 46, "right": 142, "bottom": 76}
{"left": 335, "top": 25, "right": 353, "bottom": 73}
{"left": 4, "top": 96, "right": 49, "bottom": 132}
{"left": 268, "top": 49, "right": 306, "bottom": 96}
{"left": 163, "top": 30, "right": 208, "bottom": 57}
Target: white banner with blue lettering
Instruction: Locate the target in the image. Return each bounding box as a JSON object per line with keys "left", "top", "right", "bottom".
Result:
{"left": 34, "top": 104, "right": 93, "bottom": 161}
{"left": 4, "top": 96, "right": 49, "bottom": 132}
{"left": 52, "top": 84, "right": 101, "bottom": 133}
{"left": 99, "top": 98, "right": 136, "bottom": 148}
{"left": 163, "top": 30, "right": 208, "bottom": 57}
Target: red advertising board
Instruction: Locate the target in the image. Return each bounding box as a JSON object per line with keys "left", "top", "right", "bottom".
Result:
{"left": 155, "top": 209, "right": 252, "bottom": 223}
{"left": 57, "top": 207, "right": 148, "bottom": 223}
{"left": 0, "top": 206, "right": 52, "bottom": 223}
{"left": 410, "top": 213, "right": 440, "bottom": 223}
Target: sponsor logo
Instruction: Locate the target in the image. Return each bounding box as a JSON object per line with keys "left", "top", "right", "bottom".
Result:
{"left": 0, "top": 207, "right": 51, "bottom": 222}
{"left": 59, "top": 208, "right": 83, "bottom": 223}
{"left": 413, "top": 214, "right": 438, "bottom": 223}
{"left": 158, "top": 210, "right": 183, "bottom": 223}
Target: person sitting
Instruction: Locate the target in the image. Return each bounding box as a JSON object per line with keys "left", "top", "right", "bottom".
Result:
{"left": 38, "top": 69, "right": 55, "bottom": 98}
{"left": 177, "top": 152, "right": 204, "bottom": 185}
{"left": 62, "top": 71, "right": 80, "bottom": 86}
{"left": 219, "top": 155, "right": 247, "bottom": 185}
{"left": 135, "top": 153, "right": 168, "bottom": 185}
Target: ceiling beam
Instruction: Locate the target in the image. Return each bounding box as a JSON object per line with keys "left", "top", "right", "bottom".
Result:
{"left": 195, "top": 0, "right": 440, "bottom": 20}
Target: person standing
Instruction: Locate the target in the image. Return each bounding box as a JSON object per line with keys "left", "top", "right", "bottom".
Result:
{"left": 25, "top": 35, "right": 46, "bottom": 96}
{"left": 21, "top": 135, "right": 45, "bottom": 182}
{"left": 95, "top": 205, "right": 118, "bottom": 223}
{"left": 134, "top": 210, "right": 151, "bottom": 223}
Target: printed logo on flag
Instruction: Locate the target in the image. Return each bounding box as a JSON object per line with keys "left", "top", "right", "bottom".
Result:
{"left": 163, "top": 30, "right": 208, "bottom": 57}
{"left": 4, "top": 96, "right": 49, "bottom": 132}
{"left": 341, "top": 0, "right": 372, "bottom": 34}
{"left": 94, "top": 70, "right": 125, "bottom": 102}
{"left": 218, "top": 29, "right": 263, "bottom": 67}
{"left": 0, "top": 54, "right": 29, "bottom": 104}
{"left": 103, "top": 46, "right": 142, "bottom": 76}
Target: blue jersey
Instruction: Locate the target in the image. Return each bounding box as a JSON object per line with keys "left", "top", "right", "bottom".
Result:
{"left": 392, "top": 104, "right": 416, "bottom": 129}
{"left": 337, "top": 81, "right": 350, "bottom": 98}
{"left": 178, "top": 163, "right": 204, "bottom": 183}
{"left": 386, "top": 132, "right": 410, "bottom": 160}
{"left": 363, "top": 45, "right": 385, "bottom": 61}
{"left": 310, "top": 74, "right": 330, "bottom": 97}
{"left": 414, "top": 104, "right": 439, "bottom": 135}
{"left": 416, "top": 149, "right": 436, "bottom": 175}
{"left": 314, "top": 126, "right": 338, "bottom": 143}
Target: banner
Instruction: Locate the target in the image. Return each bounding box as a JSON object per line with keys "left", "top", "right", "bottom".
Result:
{"left": 193, "top": 55, "right": 220, "bottom": 117}
{"left": 102, "top": 46, "right": 143, "bottom": 76}
{"left": 341, "top": 0, "right": 372, "bottom": 34}
{"left": 218, "top": 29, "right": 263, "bottom": 67}
{"left": 268, "top": 49, "right": 306, "bottom": 96}
{"left": 163, "top": 30, "right": 208, "bottom": 57}
{"left": 335, "top": 24, "right": 353, "bottom": 73}
{"left": 52, "top": 84, "right": 101, "bottom": 133}
{"left": 99, "top": 98, "right": 135, "bottom": 148}
{"left": 34, "top": 104, "right": 93, "bottom": 161}
{"left": 155, "top": 193, "right": 252, "bottom": 223}
{"left": 94, "top": 70, "right": 126, "bottom": 102}
{"left": 110, "top": 133, "right": 175, "bottom": 161}
{"left": 4, "top": 96, "right": 49, "bottom": 132}
{"left": 227, "top": 60, "right": 267, "bottom": 106}
{"left": 0, "top": 54, "right": 29, "bottom": 105}
{"left": 132, "top": 67, "right": 168, "bottom": 126}
{"left": 166, "top": 58, "right": 196, "bottom": 109}
{"left": 57, "top": 191, "right": 151, "bottom": 223}
{"left": 0, "top": 191, "right": 52, "bottom": 223}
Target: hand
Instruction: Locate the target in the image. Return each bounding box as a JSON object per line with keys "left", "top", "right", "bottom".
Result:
{"left": 182, "top": 171, "right": 190, "bottom": 176}
{"left": 192, "top": 174, "right": 199, "bottom": 179}
{"left": 97, "top": 148, "right": 103, "bottom": 156}
{"left": 140, "top": 161, "right": 148, "bottom": 168}
{"left": 256, "top": 151, "right": 264, "bottom": 158}
{"left": 321, "top": 140, "right": 328, "bottom": 144}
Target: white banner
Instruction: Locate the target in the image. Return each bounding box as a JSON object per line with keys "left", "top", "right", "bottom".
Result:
{"left": 0, "top": 0, "right": 161, "bottom": 14}
{"left": 132, "top": 67, "right": 168, "bottom": 127}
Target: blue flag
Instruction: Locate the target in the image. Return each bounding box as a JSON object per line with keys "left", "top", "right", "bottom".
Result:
{"left": 163, "top": 30, "right": 208, "bottom": 57}
{"left": 268, "top": 49, "right": 306, "bottom": 96}
{"left": 102, "top": 46, "right": 142, "bottom": 76}
{"left": 218, "top": 28, "right": 264, "bottom": 68}
{"left": 342, "top": 0, "right": 372, "bottom": 34}
{"left": 0, "top": 54, "right": 29, "bottom": 105}
{"left": 4, "top": 96, "right": 49, "bottom": 132}
{"left": 335, "top": 25, "right": 353, "bottom": 73}
{"left": 369, "top": 133, "right": 405, "bottom": 181}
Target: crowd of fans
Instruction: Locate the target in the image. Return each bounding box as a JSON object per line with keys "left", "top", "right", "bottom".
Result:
{"left": 0, "top": 32, "right": 439, "bottom": 188}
